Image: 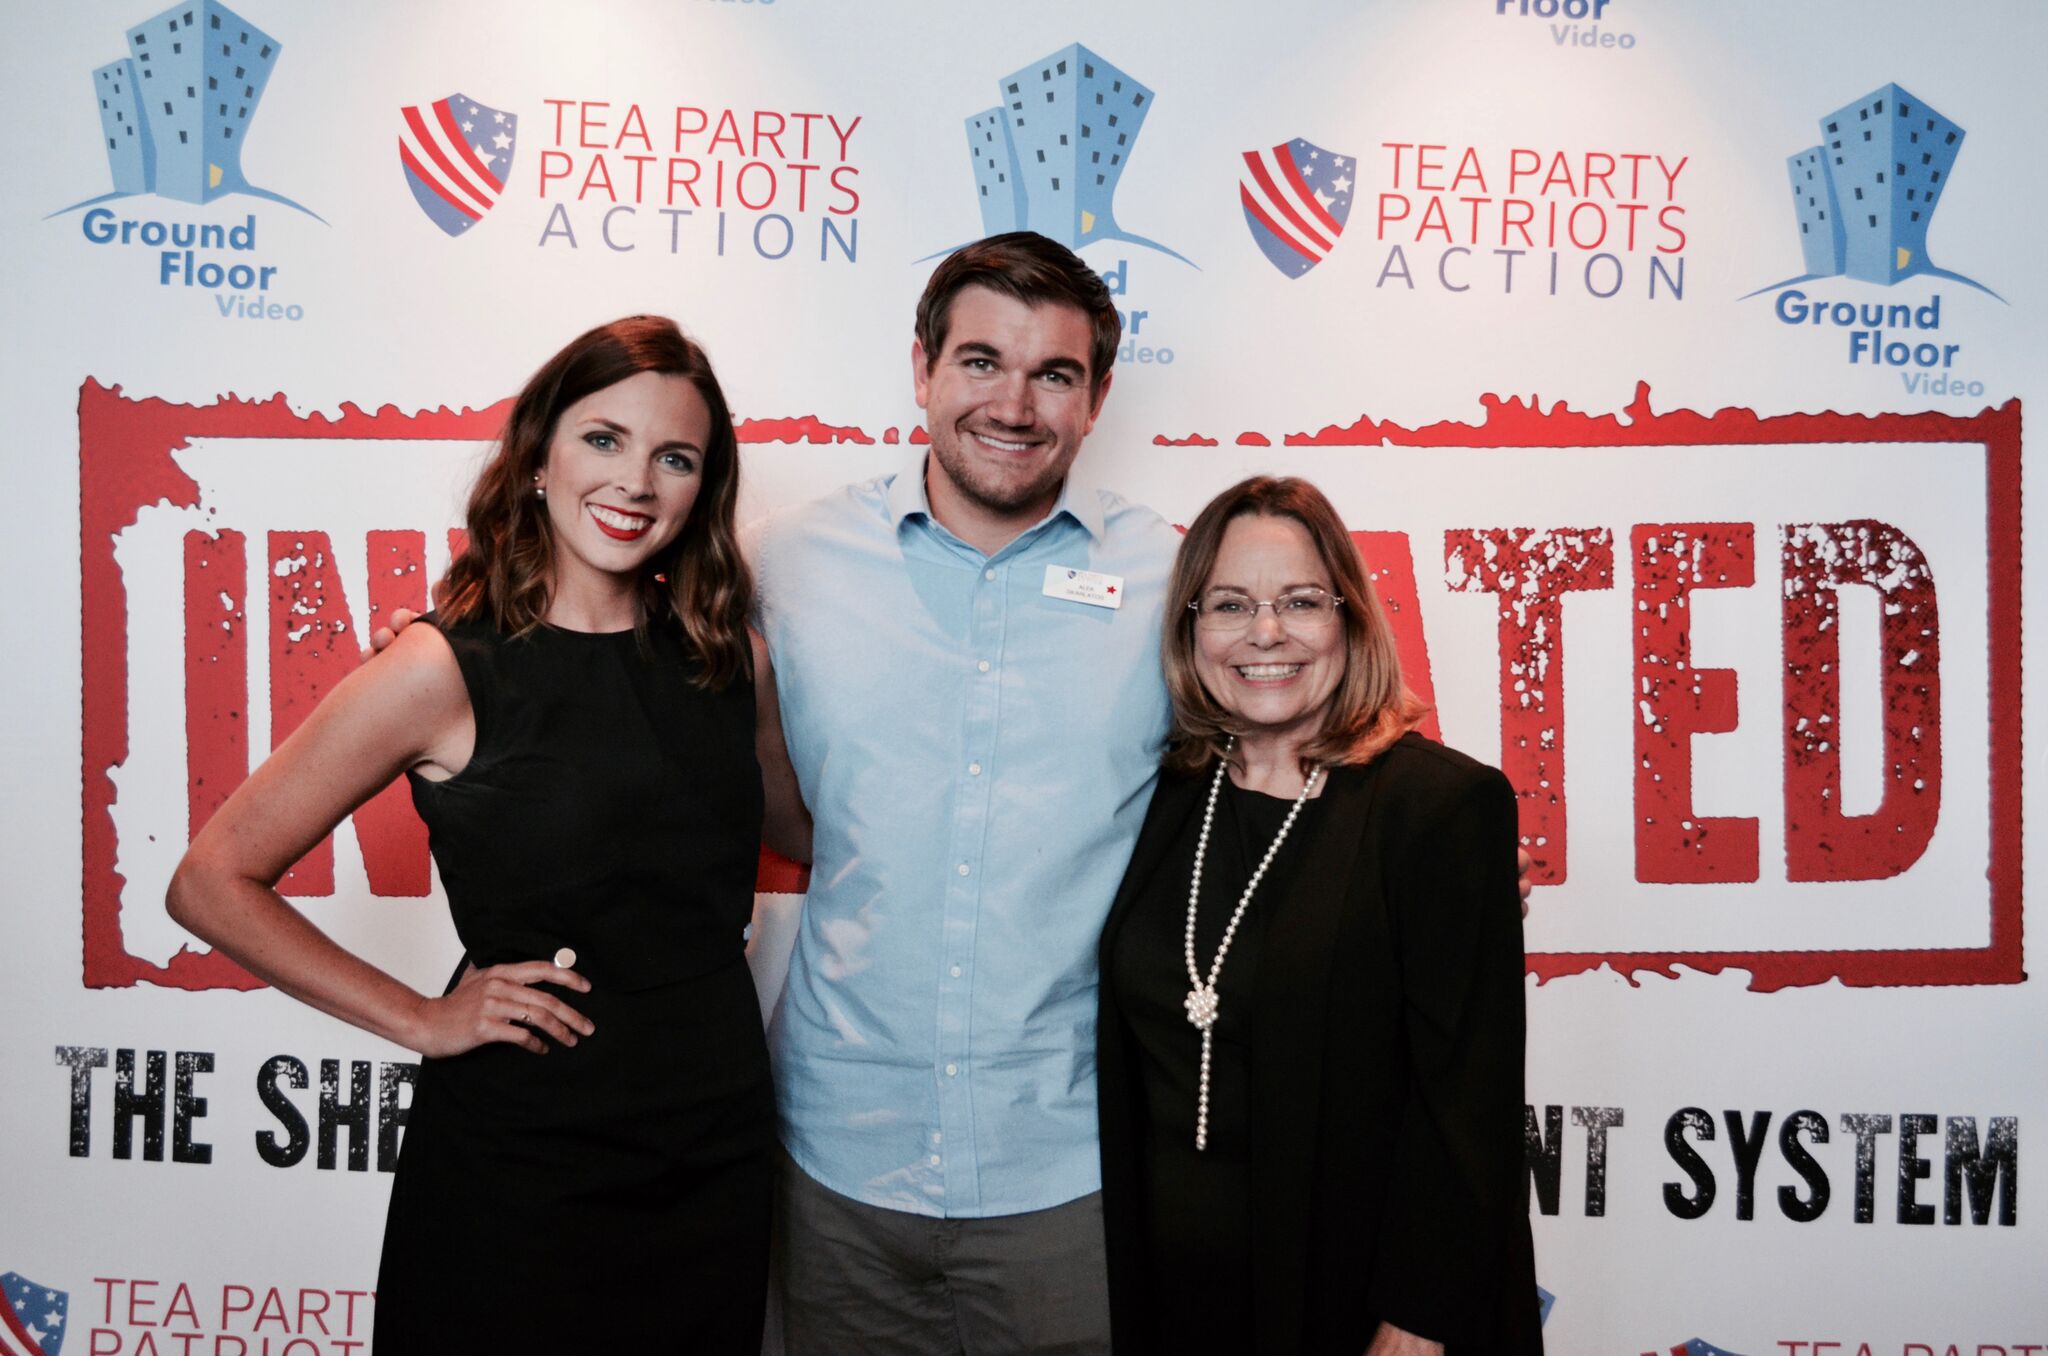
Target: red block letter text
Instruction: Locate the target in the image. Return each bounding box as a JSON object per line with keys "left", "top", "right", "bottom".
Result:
{"left": 1633, "top": 523, "right": 1759, "bottom": 882}
{"left": 1781, "top": 521, "right": 1941, "bottom": 881}
{"left": 1445, "top": 527, "right": 1615, "bottom": 883}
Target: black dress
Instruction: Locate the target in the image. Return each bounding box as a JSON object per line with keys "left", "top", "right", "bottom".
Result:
{"left": 373, "top": 616, "right": 774, "bottom": 1353}
{"left": 1106, "top": 777, "right": 1325, "bottom": 1353}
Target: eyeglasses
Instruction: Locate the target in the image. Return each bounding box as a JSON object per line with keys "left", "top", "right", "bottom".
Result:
{"left": 1188, "top": 587, "right": 1344, "bottom": 634}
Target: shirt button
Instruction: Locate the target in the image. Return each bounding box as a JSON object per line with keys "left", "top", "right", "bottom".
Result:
{"left": 957, "top": 862, "right": 971, "bottom": 876}
{"left": 977, "top": 659, "right": 991, "bottom": 673}
{"left": 950, "top": 965, "right": 963, "bottom": 978}
{"left": 945, "top": 1063, "right": 959, "bottom": 1077}
{"left": 984, "top": 568, "right": 997, "bottom": 581}
{"left": 932, "top": 1131, "right": 943, "bottom": 1145}
{"left": 929, "top": 1154, "right": 942, "bottom": 1167}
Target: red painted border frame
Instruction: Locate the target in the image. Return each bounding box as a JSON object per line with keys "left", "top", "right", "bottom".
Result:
{"left": 79, "top": 383, "right": 510, "bottom": 988}
{"left": 79, "top": 383, "right": 844, "bottom": 989}
{"left": 1280, "top": 384, "right": 2025, "bottom": 992}
{"left": 81, "top": 382, "right": 2022, "bottom": 991}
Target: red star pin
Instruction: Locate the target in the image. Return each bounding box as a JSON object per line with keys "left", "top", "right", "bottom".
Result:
{"left": 1106, "top": 585, "right": 1117, "bottom": 594}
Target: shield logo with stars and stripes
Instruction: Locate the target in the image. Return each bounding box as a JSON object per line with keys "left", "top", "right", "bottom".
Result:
{"left": 1239, "top": 137, "right": 1356, "bottom": 278}
{"left": 398, "top": 92, "right": 518, "bottom": 237}
{"left": 1, "top": 1271, "right": 69, "bottom": 1356}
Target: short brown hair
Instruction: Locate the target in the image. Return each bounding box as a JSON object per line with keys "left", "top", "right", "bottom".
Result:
{"left": 436, "top": 316, "right": 751, "bottom": 689}
{"left": 914, "top": 231, "right": 1121, "bottom": 394}
{"left": 1162, "top": 476, "right": 1429, "bottom": 775}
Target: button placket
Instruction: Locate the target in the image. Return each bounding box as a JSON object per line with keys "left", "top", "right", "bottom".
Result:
{"left": 931, "top": 553, "right": 1006, "bottom": 1211}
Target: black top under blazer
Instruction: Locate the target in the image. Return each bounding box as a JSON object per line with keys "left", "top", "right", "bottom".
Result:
{"left": 1097, "top": 733, "right": 1545, "bottom": 1355}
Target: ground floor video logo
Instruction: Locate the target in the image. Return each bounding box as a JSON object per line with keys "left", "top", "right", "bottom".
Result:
{"left": 53, "top": 1, "right": 319, "bottom": 321}
{"left": 1496, "top": 0, "right": 1640, "bottom": 51}
{"left": 948, "top": 42, "right": 1190, "bottom": 265}
{"left": 933, "top": 43, "right": 1192, "bottom": 372}
{"left": 1750, "top": 82, "right": 2000, "bottom": 398}
{"left": 1757, "top": 83, "right": 1990, "bottom": 295}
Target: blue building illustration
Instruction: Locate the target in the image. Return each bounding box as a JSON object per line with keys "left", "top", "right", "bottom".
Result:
{"left": 967, "top": 107, "right": 1025, "bottom": 234}
{"left": 58, "top": 1, "right": 316, "bottom": 218}
{"left": 1756, "top": 82, "right": 1989, "bottom": 296}
{"left": 124, "top": 1, "right": 282, "bottom": 203}
{"left": 1824, "top": 84, "right": 1964, "bottom": 283}
{"left": 94, "top": 59, "right": 155, "bottom": 195}
{"left": 952, "top": 43, "right": 1189, "bottom": 263}
{"left": 1783, "top": 146, "right": 1841, "bottom": 279}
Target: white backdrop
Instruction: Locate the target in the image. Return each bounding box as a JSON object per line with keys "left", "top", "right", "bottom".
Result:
{"left": 4, "top": 3, "right": 2044, "bottom": 1353}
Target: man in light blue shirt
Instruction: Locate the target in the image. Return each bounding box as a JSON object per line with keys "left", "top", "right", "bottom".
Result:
{"left": 754, "top": 233, "right": 1174, "bottom": 1352}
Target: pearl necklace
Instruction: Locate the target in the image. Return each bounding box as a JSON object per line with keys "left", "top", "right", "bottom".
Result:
{"left": 1183, "top": 745, "right": 1322, "bottom": 1151}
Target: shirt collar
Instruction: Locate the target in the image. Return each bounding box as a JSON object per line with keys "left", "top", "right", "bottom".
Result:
{"left": 884, "top": 450, "right": 936, "bottom": 528}
{"left": 885, "top": 452, "right": 1107, "bottom": 545}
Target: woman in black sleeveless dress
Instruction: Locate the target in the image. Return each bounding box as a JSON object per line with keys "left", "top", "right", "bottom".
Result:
{"left": 167, "top": 317, "right": 808, "bottom": 1351}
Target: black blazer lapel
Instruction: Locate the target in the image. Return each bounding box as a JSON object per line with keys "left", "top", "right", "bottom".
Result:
{"left": 1248, "top": 759, "right": 1384, "bottom": 1355}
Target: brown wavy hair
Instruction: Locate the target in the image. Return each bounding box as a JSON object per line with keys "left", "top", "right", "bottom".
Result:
{"left": 915, "top": 231, "right": 1121, "bottom": 396}
{"left": 436, "top": 316, "right": 751, "bottom": 688}
{"left": 1162, "top": 476, "right": 1430, "bottom": 776}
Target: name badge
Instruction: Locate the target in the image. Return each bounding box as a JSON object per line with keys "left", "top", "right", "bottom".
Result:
{"left": 1043, "top": 565, "right": 1124, "bottom": 610}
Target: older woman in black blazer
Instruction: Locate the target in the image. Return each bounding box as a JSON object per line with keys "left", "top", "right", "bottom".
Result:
{"left": 1097, "top": 476, "right": 1543, "bottom": 1355}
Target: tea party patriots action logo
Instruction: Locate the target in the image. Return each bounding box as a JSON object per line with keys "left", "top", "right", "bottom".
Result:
{"left": 397, "top": 93, "right": 520, "bottom": 237}
{"left": 0, "top": 1271, "right": 69, "bottom": 1356}
{"left": 1239, "top": 137, "right": 1357, "bottom": 278}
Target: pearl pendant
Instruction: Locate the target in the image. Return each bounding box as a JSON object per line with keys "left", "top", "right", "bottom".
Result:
{"left": 1182, "top": 743, "right": 1322, "bottom": 1152}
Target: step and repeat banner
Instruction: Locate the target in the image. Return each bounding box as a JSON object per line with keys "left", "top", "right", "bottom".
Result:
{"left": 3, "top": 2, "right": 2043, "bottom": 1352}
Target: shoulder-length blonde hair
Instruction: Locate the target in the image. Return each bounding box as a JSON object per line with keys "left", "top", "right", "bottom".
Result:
{"left": 1162, "top": 476, "right": 1429, "bottom": 775}
{"left": 436, "top": 315, "right": 751, "bottom": 689}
